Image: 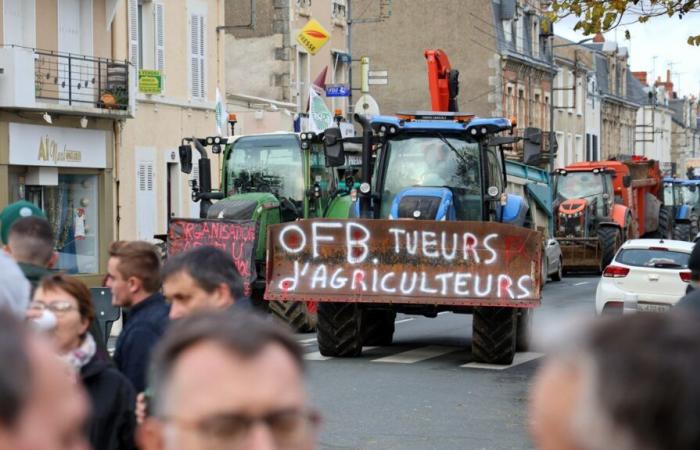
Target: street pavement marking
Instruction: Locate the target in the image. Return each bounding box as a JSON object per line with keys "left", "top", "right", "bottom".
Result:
{"left": 574, "top": 281, "right": 589, "bottom": 286}
{"left": 460, "top": 352, "right": 544, "bottom": 370}
{"left": 371, "top": 345, "right": 458, "bottom": 364}
{"left": 304, "top": 351, "right": 332, "bottom": 361}
{"left": 298, "top": 337, "right": 318, "bottom": 344}
{"left": 394, "top": 318, "right": 415, "bottom": 324}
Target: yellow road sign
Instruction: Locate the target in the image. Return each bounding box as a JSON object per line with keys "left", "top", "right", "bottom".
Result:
{"left": 296, "top": 19, "right": 330, "bottom": 55}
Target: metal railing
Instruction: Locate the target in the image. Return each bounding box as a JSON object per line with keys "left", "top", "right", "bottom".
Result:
{"left": 32, "top": 48, "right": 130, "bottom": 111}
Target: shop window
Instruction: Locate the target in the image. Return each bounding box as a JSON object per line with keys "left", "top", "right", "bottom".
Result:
{"left": 17, "top": 174, "right": 101, "bottom": 275}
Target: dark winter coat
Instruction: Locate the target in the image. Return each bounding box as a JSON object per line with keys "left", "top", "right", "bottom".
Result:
{"left": 113, "top": 292, "right": 170, "bottom": 392}
{"left": 81, "top": 354, "right": 136, "bottom": 450}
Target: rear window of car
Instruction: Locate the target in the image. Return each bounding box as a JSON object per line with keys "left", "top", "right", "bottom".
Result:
{"left": 615, "top": 248, "right": 690, "bottom": 269}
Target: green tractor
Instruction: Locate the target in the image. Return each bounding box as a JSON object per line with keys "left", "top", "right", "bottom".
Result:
{"left": 178, "top": 131, "right": 353, "bottom": 331}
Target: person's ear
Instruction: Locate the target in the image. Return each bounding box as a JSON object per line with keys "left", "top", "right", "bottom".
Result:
{"left": 4, "top": 244, "right": 13, "bottom": 257}
{"left": 47, "top": 251, "right": 58, "bottom": 268}
{"left": 214, "top": 282, "right": 234, "bottom": 308}
{"left": 127, "top": 276, "right": 143, "bottom": 295}
{"left": 137, "top": 418, "right": 167, "bottom": 450}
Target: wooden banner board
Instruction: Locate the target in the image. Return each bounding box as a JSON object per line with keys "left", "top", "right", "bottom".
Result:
{"left": 168, "top": 219, "right": 258, "bottom": 295}
{"left": 264, "top": 219, "right": 542, "bottom": 307}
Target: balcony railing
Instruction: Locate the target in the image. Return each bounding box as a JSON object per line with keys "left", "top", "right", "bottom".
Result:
{"left": 33, "top": 49, "right": 130, "bottom": 111}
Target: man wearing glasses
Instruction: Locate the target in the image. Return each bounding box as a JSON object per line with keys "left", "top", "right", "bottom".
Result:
{"left": 137, "top": 311, "right": 319, "bottom": 450}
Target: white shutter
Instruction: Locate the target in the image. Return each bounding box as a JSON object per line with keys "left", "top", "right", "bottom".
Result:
{"left": 136, "top": 151, "right": 156, "bottom": 239}
{"left": 189, "top": 12, "right": 206, "bottom": 99}
{"left": 128, "top": 0, "right": 139, "bottom": 69}
{"left": 154, "top": 2, "right": 165, "bottom": 73}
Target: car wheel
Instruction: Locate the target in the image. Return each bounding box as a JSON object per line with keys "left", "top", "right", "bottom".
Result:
{"left": 551, "top": 258, "right": 563, "bottom": 282}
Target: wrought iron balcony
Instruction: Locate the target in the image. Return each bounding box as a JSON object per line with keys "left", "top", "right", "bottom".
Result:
{"left": 0, "top": 46, "right": 134, "bottom": 117}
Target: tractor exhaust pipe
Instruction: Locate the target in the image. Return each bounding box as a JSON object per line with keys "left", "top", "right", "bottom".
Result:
{"left": 354, "top": 113, "right": 372, "bottom": 218}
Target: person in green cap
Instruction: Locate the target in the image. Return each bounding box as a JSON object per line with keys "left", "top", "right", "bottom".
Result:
{"left": 0, "top": 200, "right": 46, "bottom": 245}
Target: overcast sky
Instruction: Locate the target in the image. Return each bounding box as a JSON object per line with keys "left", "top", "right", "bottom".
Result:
{"left": 554, "top": 14, "right": 700, "bottom": 98}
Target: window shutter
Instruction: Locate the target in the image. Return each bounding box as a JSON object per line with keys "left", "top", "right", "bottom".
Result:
{"left": 190, "top": 13, "right": 201, "bottom": 98}
{"left": 128, "top": 0, "right": 139, "bottom": 69}
{"left": 138, "top": 163, "right": 146, "bottom": 192}
{"left": 154, "top": 2, "right": 165, "bottom": 73}
{"left": 199, "top": 14, "right": 206, "bottom": 99}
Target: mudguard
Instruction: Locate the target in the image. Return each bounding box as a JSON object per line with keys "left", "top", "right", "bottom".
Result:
{"left": 611, "top": 204, "right": 628, "bottom": 228}
{"left": 502, "top": 194, "right": 529, "bottom": 227}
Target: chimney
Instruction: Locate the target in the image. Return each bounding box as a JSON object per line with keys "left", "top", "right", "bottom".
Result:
{"left": 632, "top": 71, "right": 648, "bottom": 85}
{"left": 593, "top": 33, "right": 605, "bottom": 43}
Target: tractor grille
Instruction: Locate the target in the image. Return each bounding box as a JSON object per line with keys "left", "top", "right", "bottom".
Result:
{"left": 206, "top": 199, "right": 259, "bottom": 220}
{"left": 558, "top": 215, "right": 583, "bottom": 237}
{"left": 397, "top": 196, "right": 441, "bottom": 220}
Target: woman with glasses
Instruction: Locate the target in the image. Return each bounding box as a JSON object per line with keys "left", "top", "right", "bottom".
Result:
{"left": 31, "top": 274, "right": 136, "bottom": 450}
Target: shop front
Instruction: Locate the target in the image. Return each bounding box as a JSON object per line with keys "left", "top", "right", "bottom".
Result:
{"left": 1, "top": 121, "right": 114, "bottom": 286}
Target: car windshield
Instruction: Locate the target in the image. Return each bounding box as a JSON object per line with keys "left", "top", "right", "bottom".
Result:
{"left": 555, "top": 172, "right": 605, "bottom": 201}
{"left": 616, "top": 248, "right": 690, "bottom": 269}
{"left": 226, "top": 135, "right": 304, "bottom": 201}
{"left": 377, "top": 136, "right": 482, "bottom": 220}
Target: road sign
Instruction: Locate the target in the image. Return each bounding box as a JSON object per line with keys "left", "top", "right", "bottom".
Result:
{"left": 368, "top": 78, "right": 388, "bottom": 85}
{"left": 296, "top": 19, "right": 330, "bottom": 55}
{"left": 325, "top": 83, "right": 350, "bottom": 97}
{"left": 354, "top": 94, "right": 380, "bottom": 116}
{"left": 368, "top": 70, "right": 387, "bottom": 77}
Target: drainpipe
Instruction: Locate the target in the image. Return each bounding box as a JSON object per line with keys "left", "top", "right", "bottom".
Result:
{"left": 112, "top": 5, "right": 121, "bottom": 240}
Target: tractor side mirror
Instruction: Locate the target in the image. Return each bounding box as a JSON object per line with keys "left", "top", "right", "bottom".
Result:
{"left": 179, "top": 144, "right": 193, "bottom": 174}
{"left": 622, "top": 175, "right": 631, "bottom": 188}
{"left": 323, "top": 127, "right": 345, "bottom": 167}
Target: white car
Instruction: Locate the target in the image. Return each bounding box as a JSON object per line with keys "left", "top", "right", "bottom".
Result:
{"left": 595, "top": 239, "right": 694, "bottom": 314}
{"left": 542, "top": 238, "right": 563, "bottom": 285}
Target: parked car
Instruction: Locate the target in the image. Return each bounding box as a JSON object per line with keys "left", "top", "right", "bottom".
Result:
{"left": 542, "top": 238, "right": 563, "bottom": 285}
{"left": 595, "top": 239, "right": 694, "bottom": 314}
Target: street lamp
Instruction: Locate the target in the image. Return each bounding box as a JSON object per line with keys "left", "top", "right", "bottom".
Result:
{"left": 548, "top": 37, "right": 594, "bottom": 171}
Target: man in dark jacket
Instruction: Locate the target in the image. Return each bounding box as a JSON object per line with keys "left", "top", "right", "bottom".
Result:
{"left": 6, "top": 216, "right": 108, "bottom": 355}
{"left": 676, "top": 243, "right": 700, "bottom": 311}
{"left": 107, "top": 241, "right": 170, "bottom": 392}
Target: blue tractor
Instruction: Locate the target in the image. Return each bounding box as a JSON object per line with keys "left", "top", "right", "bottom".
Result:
{"left": 314, "top": 111, "right": 535, "bottom": 364}
{"left": 663, "top": 178, "right": 700, "bottom": 241}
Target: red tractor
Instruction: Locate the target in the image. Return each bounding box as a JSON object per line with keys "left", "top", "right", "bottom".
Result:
{"left": 553, "top": 157, "right": 671, "bottom": 272}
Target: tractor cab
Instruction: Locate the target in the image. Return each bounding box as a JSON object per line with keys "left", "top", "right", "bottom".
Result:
{"left": 321, "top": 111, "right": 528, "bottom": 227}
{"left": 552, "top": 167, "right": 616, "bottom": 237}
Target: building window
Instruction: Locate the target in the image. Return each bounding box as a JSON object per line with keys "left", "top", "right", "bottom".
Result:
{"left": 331, "top": 0, "right": 347, "bottom": 22}
{"left": 531, "top": 18, "right": 539, "bottom": 59}
{"left": 567, "top": 70, "right": 574, "bottom": 112}
{"left": 576, "top": 75, "right": 583, "bottom": 116}
{"left": 189, "top": 9, "right": 207, "bottom": 100}
{"left": 503, "top": 20, "right": 513, "bottom": 43}
{"left": 296, "top": 50, "right": 310, "bottom": 111}
{"left": 515, "top": 17, "right": 524, "bottom": 53}
{"left": 4, "top": 0, "right": 36, "bottom": 48}
{"left": 592, "top": 134, "right": 599, "bottom": 161}
{"left": 518, "top": 87, "right": 525, "bottom": 125}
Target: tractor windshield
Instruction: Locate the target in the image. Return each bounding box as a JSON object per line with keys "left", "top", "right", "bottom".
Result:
{"left": 226, "top": 135, "right": 304, "bottom": 201}
{"left": 663, "top": 183, "right": 676, "bottom": 206}
{"left": 554, "top": 171, "right": 605, "bottom": 202}
{"left": 376, "top": 136, "right": 482, "bottom": 220}
{"left": 681, "top": 184, "right": 699, "bottom": 205}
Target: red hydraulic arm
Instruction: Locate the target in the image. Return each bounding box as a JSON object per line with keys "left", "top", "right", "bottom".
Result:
{"left": 424, "top": 49, "right": 459, "bottom": 112}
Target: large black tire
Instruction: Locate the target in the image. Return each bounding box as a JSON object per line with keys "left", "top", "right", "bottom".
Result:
{"left": 472, "top": 307, "right": 517, "bottom": 365}
{"left": 361, "top": 309, "right": 396, "bottom": 346}
{"left": 674, "top": 222, "right": 691, "bottom": 242}
{"left": 598, "top": 227, "right": 621, "bottom": 271}
{"left": 691, "top": 215, "right": 699, "bottom": 240}
{"left": 317, "top": 302, "right": 363, "bottom": 357}
{"left": 551, "top": 257, "right": 563, "bottom": 282}
{"left": 269, "top": 301, "right": 317, "bottom": 333}
{"left": 658, "top": 206, "right": 673, "bottom": 239}
{"left": 515, "top": 308, "right": 532, "bottom": 352}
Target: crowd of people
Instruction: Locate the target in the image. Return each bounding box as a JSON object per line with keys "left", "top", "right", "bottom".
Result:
{"left": 2, "top": 197, "right": 700, "bottom": 450}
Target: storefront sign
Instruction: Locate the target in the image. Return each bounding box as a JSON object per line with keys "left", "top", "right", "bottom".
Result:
{"left": 138, "top": 70, "right": 163, "bottom": 94}
{"left": 296, "top": 19, "right": 330, "bottom": 55}
{"left": 167, "top": 218, "right": 259, "bottom": 295}
{"left": 9, "top": 123, "right": 107, "bottom": 168}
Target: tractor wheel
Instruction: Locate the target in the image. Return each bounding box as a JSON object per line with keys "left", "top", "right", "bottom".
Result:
{"left": 598, "top": 227, "right": 621, "bottom": 271}
{"left": 551, "top": 258, "right": 563, "bottom": 282}
{"left": 317, "top": 302, "right": 363, "bottom": 357}
{"left": 691, "top": 215, "right": 699, "bottom": 240}
{"left": 515, "top": 308, "right": 532, "bottom": 352}
{"left": 471, "top": 307, "right": 517, "bottom": 365}
{"left": 361, "top": 309, "right": 396, "bottom": 346}
{"left": 674, "top": 222, "right": 691, "bottom": 242}
{"left": 658, "top": 206, "right": 673, "bottom": 239}
{"left": 269, "top": 301, "right": 317, "bottom": 333}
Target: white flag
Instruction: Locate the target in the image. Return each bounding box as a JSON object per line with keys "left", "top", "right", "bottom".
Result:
{"left": 308, "top": 88, "right": 333, "bottom": 133}
{"left": 215, "top": 87, "right": 228, "bottom": 136}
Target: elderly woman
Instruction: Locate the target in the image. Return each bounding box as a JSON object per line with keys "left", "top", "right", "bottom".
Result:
{"left": 31, "top": 273, "right": 136, "bottom": 450}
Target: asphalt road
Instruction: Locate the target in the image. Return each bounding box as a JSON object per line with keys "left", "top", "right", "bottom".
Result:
{"left": 299, "top": 275, "right": 600, "bottom": 450}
